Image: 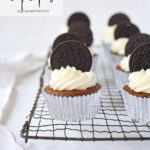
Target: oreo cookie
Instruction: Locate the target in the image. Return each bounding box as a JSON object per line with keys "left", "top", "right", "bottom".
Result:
{"left": 67, "top": 12, "right": 90, "bottom": 27}
{"left": 108, "top": 13, "right": 130, "bottom": 25}
{"left": 51, "top": 40, "right": 92, "bottom": 72}
{"left": 69, "top": 21, "right": 89, "bottom": 29}
{"left": 114, "top": 23, "right": 140, "bottom": 39}
{"left": 69, "top": 26, "right": 93, "bottom": 47}
{"left": 52, "top": 33, "right": 81, "bottom": 50}
{"left": 129, "top": 42, "right": 150, "bottom": 72}
{"left": 125, "top": 33, "right": 150, "bottom": 56}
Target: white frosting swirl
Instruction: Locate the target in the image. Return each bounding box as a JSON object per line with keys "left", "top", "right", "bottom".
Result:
{"left": 128, "top": 69, "right": 150, "bottom": 93}
{"left": 48, "top": 56, "right": 51, "bottom": 68}
{"left": 111, "top": 38, "right": 129, "bottom": 55}
{"left": 120, "top": 55, "right": 130, "bottom": 72}
{"left": 88, "top": 47, "right": 95, "bottom": 56}
{"left": 102, "top": 25, "right": 116, "bottom": 44}
{"left": 50, "top": 66, "right": 97, "bottom": 90}
{"left": 59, "top": 27, "right": 69, "bottom": 34}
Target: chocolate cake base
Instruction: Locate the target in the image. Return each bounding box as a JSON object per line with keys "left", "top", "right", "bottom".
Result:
{"left": 110, "top": 50, "right": 124, "bottom": 56}
{"left": 116, "top": 65, "right": 129, "bottom": 73}
{"left": 124, "top": 85, "right": 150, "bottom": 98}
{"left": 45, "top": 84, "right": 101, "bottom": 97}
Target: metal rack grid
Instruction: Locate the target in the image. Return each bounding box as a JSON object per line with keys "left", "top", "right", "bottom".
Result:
{"left": 20, "top": 47, "right": 150, "bottom": 143}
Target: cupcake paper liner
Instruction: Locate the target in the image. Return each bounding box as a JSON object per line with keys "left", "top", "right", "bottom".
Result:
{"left": 43, "top": 89, "right": 101, "bottom": 122}
{"left": 121, "top": 89, "right": 150, "bottom": 123}
{"left": 114, "top": 68, "right": 129, "bottom": 90}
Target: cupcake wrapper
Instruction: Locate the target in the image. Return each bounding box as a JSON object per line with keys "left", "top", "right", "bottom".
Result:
{"left": 114, "top": 68, "right": 129, "bottom": 90}
{"left": 102, "top": 43, "right": 122, "bottom": 66}
{"left": 121, "top": 89, "right": 150, "bottom": 123}
{"left": 43, "top": 89, "right": 101, "bottom": 122}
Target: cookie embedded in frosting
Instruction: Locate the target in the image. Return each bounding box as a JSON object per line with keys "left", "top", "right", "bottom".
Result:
{"left": 67, "top": 12, "right": 90, "bottom": 27}
{"left": 108, "top": 13, "right": 130, "bottom": 26}
{"left": 129, "top": 42, "right": 150, "bottom": 72}
{"left": 51, "top": 40, "right": 92, "bottom": 72}
{"left": 114, "top": 23, "right": 140, "bottom": 39}
{"left": 50, "top": 66, "right": 97, "bottom": 91}
{"left": 52, "top": 33, "right": 82, "bottom": 50}
{"left": 125, "top": 33, "right": 150, "bottom": 56}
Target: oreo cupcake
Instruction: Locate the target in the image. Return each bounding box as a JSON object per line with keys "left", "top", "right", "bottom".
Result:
{"left": 43, "top": 40, "right": 101, "bottom": 122}
{"left": 102, "top": 13, "right": 130, "bottom": 45}
{"left": 59, "top": 12, "right": 90, "bottom": 34}
{"left": 114, "top": 33, "right": 150, "bottom": 90}
{"left": 121, "top": 42, "right": 150, "bottom": 123}
{"left": 110, "top": 22, "right": 140, "bottom": 64}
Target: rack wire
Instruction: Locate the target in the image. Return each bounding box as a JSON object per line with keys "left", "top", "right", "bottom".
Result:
{"left": 20, "top": 47, "right": 150, "bottom": 143}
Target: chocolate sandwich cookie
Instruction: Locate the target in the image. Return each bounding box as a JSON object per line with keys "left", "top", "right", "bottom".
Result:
{"left": 51, "top": 40, "right": 92, "bottom": 72}
{"left": 114, "top": 23, "right": 140, "bottom": 39}
{"left": 52, "top": 33, "right": 81, "bottom": 50}
{"left": 69, "top": 21, "right": 89, "bottom": 29}
{"left": 69, "top": 26, "right": 93, "bottom": 47}
{"left": 125, "top": 33, "right": 150, "bottom": 56}
{"left": 108, "top": 13, "right": 130, "bottom": 26}
{"left": 129, "top": 42, "right": 150, "bottom": 72}
{"left": 67, "top": 12, "right": 90, "bottom": 27}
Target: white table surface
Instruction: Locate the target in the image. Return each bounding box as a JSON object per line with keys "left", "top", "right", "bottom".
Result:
{"left": 1, "top": 0, "right": 150, "bottom": 149}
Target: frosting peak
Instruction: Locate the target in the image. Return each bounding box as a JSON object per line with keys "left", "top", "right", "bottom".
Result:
{"left": 50, "top": 66, "right": 97, "bottom": 90}
{"left": 111, "top": 38, "right": 129, "bottom": 55}
{"left": 102, "top": 25, "right": 116, "bottom": 44}
{"left": 128, "top": 69, "right": 150, "bottom": 93}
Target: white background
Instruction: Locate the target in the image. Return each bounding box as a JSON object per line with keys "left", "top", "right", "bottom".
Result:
{"left": 0, "top": 0, "right": 150, "bottom": 149}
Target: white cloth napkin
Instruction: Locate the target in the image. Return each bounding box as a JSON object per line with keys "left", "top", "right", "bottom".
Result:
{"left": 0, "top": 51, "right": 46, "bottom": 119}
{"left": 0, "top": 49, "right": 47, "bottom": 150}
{"left": 0, "top": 124, "right": 24, "bottom": 150}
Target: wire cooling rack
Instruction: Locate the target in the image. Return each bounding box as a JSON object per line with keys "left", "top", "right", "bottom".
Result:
{"left": 20, "top": 46, "right": 150, "bottom": 143}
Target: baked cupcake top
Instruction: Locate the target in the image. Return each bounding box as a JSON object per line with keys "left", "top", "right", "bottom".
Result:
{"left": 128, "top": 42, "right": 150, "bottom": 93}
{"left": 50, "top": 66, "right": 97, "bottom": 91}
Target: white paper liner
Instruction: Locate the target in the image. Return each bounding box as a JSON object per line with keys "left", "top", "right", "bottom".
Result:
{"left": 114, "top": 68, "right": 129, "bottom": 90}
{"left": 102, "top": 43, "right": 122, "bottom": 66}
{"left": 121, "top": 88, "right": 150, "bottom": 123}
{"left": 43, "top": 89, "right": 101, "bottom": 122}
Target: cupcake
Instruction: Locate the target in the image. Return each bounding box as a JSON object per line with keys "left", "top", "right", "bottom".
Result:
{"left": 43, "top": 41, "right": 101, "bottom": 122}
{"left": 59, "top": 12, "right": 90, "bottom": 34}
{"left": 110, "top": 22, "right": 140, "bottom": 64}
{"left": 114, "top": 33, "right": 150, "bottom": 90}
{"left": 102, "top": 13, "right": 133, "bottom": 65}
{"left": 122, "top": 42, "right": 150, "bottom": 123}
{"left": 102, "top": 13, "right": 130, "bottom": 45}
